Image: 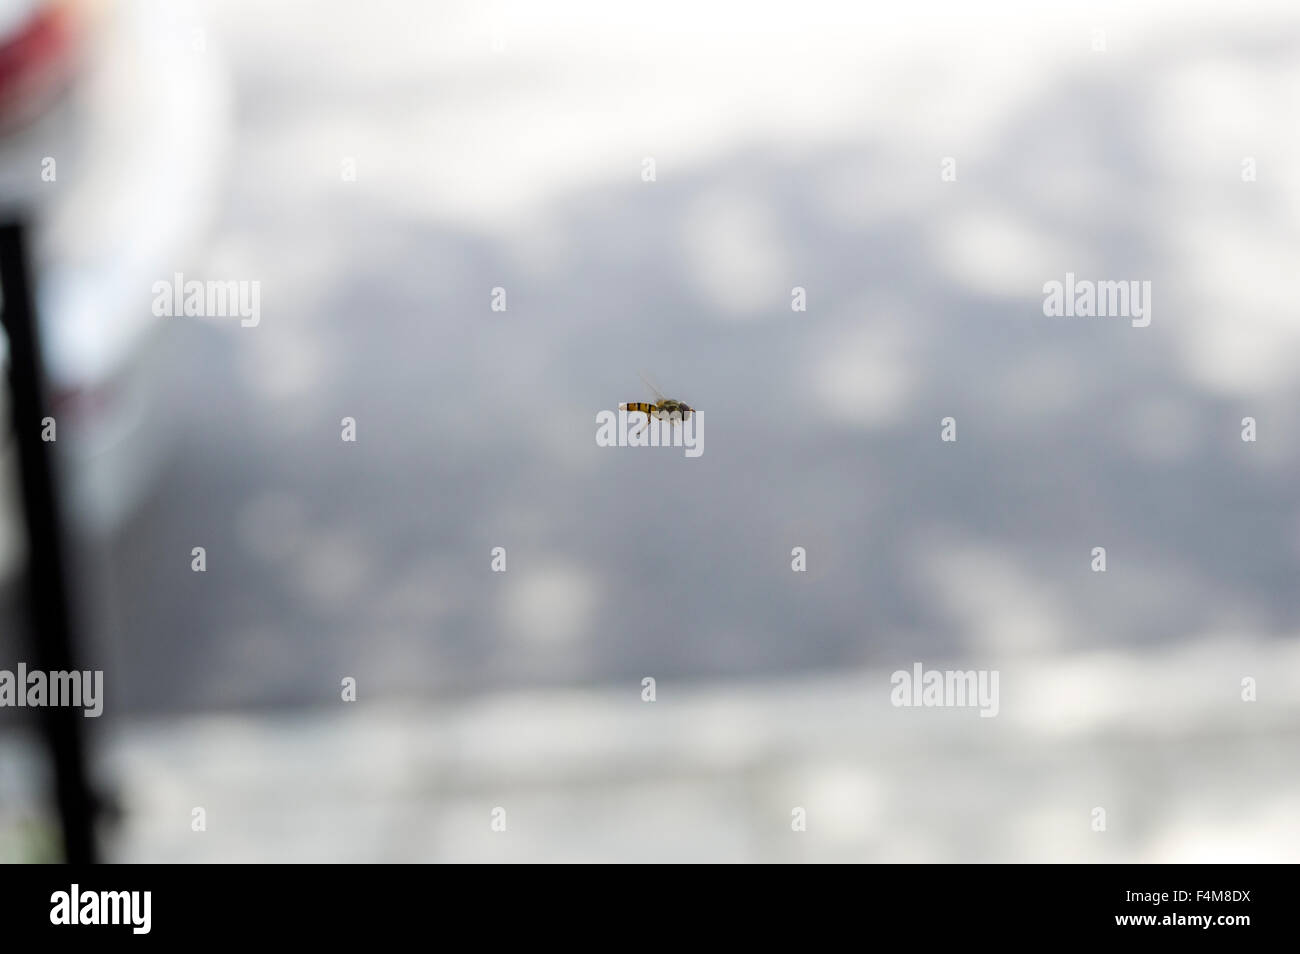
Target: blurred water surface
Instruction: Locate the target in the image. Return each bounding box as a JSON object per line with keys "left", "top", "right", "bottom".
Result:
{"left": 89, "top": 0, "right": 1300, "bottom": 710}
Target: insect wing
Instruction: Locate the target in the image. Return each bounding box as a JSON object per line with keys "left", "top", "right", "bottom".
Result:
{"left": 637, "top": 369, "right": 668, "bottom": 404}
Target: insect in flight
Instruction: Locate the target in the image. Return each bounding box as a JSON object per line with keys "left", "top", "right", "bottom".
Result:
{"left": 619, "top": 371, "right": 696, "bottom": 432}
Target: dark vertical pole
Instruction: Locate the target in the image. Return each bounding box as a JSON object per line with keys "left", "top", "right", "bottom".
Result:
{"left": 0, "top": 220, "right": 98, "bottom": 863}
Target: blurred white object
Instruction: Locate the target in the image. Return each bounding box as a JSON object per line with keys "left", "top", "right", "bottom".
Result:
{"left": 0, "top": 0, "right": 231, "bottom": 581}
{"left": 90, "top": 636, "right": 1300, "bottom": 862}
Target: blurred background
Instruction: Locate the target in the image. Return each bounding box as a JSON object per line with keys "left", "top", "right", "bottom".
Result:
{"left": 2, "top": 0, "right": 1300, "bottom": 862}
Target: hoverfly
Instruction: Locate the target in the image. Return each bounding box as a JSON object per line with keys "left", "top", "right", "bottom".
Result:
{"left": 619, "top": 371, "right": 695, "bottom": 433}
